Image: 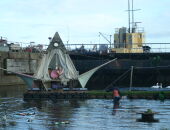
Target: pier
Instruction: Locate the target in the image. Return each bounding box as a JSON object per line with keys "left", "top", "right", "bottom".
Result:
{"left": 24, "top": 88, "right": 89, "bottom": 100}
{"left": 23, "top": 88, "right": 170, "bottom": 100}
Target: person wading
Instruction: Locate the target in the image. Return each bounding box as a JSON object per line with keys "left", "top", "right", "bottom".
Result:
{"left": 113, "top": 88, "right": 121, "bottom": 105}
{"left": 112, "top": 88, "right": 122, "bottom": 115}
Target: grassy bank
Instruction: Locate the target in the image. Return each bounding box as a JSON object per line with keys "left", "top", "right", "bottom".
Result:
{"left": 87, "top": 90, "right": 170, "bottom": 100}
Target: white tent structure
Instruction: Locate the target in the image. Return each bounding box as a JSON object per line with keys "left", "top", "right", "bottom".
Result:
{"left": 34, "top": 32, "right": 79, "bottom": 87}
{"left": 34, "top": 32, "right": 117, "bottom": 89}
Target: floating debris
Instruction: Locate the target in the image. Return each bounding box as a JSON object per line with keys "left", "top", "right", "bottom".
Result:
{"left": 27, "top": 118, "right": 33, "bottom": 122}
{"left": 137, "top": 109, "right": 159, "bottom": 122}
{"left": 16, "top": 112, "right": 35, "bottom": 116}
{"left": 8, "top": 121, "right": 17, "bottom": 126}
{"left": 2, "top": 115, "right": 7, "bottom": 122}
{"left": 55, "top": 121, "right": 70, "bottom": 125}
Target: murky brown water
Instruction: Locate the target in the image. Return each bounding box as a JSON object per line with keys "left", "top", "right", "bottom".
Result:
{"left": 0, "top": 85, "right": 170, "bottom": 130}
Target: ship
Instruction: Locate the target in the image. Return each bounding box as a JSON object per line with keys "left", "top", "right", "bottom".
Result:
{"left": 67, "top": 0, "right": 170, "bottom": 90}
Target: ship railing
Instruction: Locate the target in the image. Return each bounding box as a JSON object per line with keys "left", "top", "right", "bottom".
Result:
{"left": 65, "top": 43, "right": 110, "bottom": 54}
{"left": 3, "top": 41, "right": 170, "bottom": 53}
{"left": 142, "top": 43, "right": 170, "bottom": 53}
{"left": 65, "top": 43, "right": 170, "bottom": 53}
{"left": 135, "top": 27, "right": 144, "bottom": 33}
{"left": 114, "top": 27, "right": 144, "bottom": 33}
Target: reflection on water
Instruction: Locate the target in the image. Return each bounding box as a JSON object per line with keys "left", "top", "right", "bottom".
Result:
{"left": 113, "top": 101, "right": 120, "bottom": 115}
{"left": 0, "top": 85, "right": 26, "bottom": 98}
{"left": 0, "top": 86, "right": 170, "bottom": 129}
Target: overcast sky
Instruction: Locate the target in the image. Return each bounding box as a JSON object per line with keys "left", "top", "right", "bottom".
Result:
{"left": 0, "top": 0, "right": 170, "bottom": 46}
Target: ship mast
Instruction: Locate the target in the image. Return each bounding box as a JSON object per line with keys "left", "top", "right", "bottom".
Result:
{"left": 127, "top": 0, "right": 141, "bottom": 33}
{"left": 132, "top": 0, "right": 134, "bottom": 31}
{"left": 128, "top": 0, "right": 131, "bottom": 33}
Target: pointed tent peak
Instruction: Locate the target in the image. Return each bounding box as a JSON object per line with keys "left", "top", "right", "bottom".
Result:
{"left": 47, "top": 32, "right": 66, "bottom": 52}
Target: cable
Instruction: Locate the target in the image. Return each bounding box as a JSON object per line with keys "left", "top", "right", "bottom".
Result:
{"left": 135, "top": 65, "right": 170, "bottom": 69}
{"left": 104, "top": 64, "right": 170, "bottom": 91}
{"left": 104, "top": 69, "right": 131, "bottom": 91}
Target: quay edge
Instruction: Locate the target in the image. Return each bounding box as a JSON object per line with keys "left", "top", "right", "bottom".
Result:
{"left": 23, "top": 90, "right": 170, "bottom": 100}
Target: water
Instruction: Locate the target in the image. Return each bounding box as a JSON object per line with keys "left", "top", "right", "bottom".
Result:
{"left": 0, "top": 86, "right": 170, "bottom": 130}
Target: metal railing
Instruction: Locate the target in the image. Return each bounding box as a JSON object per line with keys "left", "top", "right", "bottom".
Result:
{"left": 65, "top": 43, "right": 170, "bottom": 53}
{"left": 1, "top": 41, "right": 170, "bottom": 53}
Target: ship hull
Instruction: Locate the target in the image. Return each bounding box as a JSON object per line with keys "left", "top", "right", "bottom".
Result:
{"left": 70, "top": 53, "right": 170, "bottom": 90}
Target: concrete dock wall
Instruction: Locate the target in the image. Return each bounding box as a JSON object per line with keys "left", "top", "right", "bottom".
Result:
{"left": 0, "top": 52, "right": 42, "bottom": 86}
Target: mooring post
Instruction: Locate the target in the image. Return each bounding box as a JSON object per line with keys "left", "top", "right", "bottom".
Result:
{"left": 129, "top": 66, "right": 134, "bottom": 91}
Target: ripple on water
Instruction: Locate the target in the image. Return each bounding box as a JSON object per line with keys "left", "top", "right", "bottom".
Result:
{"left": 0, "top": 97, "right": 170, "bottom": 129}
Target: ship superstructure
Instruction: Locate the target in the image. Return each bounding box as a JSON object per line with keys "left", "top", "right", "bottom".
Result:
{"left": 112, "top": 26, "right": 145, "bottom": 53}
{"left": 112, "top": 0, "right": 145, "bottom": 53}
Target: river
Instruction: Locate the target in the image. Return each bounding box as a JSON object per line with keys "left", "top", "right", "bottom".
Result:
{"left": 0, "top": 85, "right": 170, "bottom": 130}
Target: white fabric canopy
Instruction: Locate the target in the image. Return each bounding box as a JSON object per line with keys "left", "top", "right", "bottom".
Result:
{"left": 34, "top": 32, "right": 79, "bottom": 85}
{"left": 34, "top": 49, "right": 79, "bottom": 85}
{"left": 78, "top": 58, "right": 117, "bottom": 88}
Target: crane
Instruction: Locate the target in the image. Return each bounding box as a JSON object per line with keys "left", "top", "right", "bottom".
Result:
{"left": 99, "top": 32, "right": 112, "bottom": 49}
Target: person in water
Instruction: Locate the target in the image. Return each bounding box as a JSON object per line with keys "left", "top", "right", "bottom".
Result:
{"left": 112, "top": 88, "right": 121, "bottom": 115}
{"left": 113, "top": 88, "right": 121, "bottom": 105}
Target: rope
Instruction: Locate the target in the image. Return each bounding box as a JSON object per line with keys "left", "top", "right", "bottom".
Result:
{"left": 135, "top": 65, "right": 170, "bottom": 69}
{"left": 104, "top": 64, "right": 170, "bottom": 91}
{"left": 104, "top": 69, "right": 131, "bottom": 91}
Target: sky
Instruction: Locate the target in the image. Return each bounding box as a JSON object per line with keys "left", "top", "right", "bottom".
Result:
{"left": 0, "top": 0, "right": 170, "bottom": 47}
